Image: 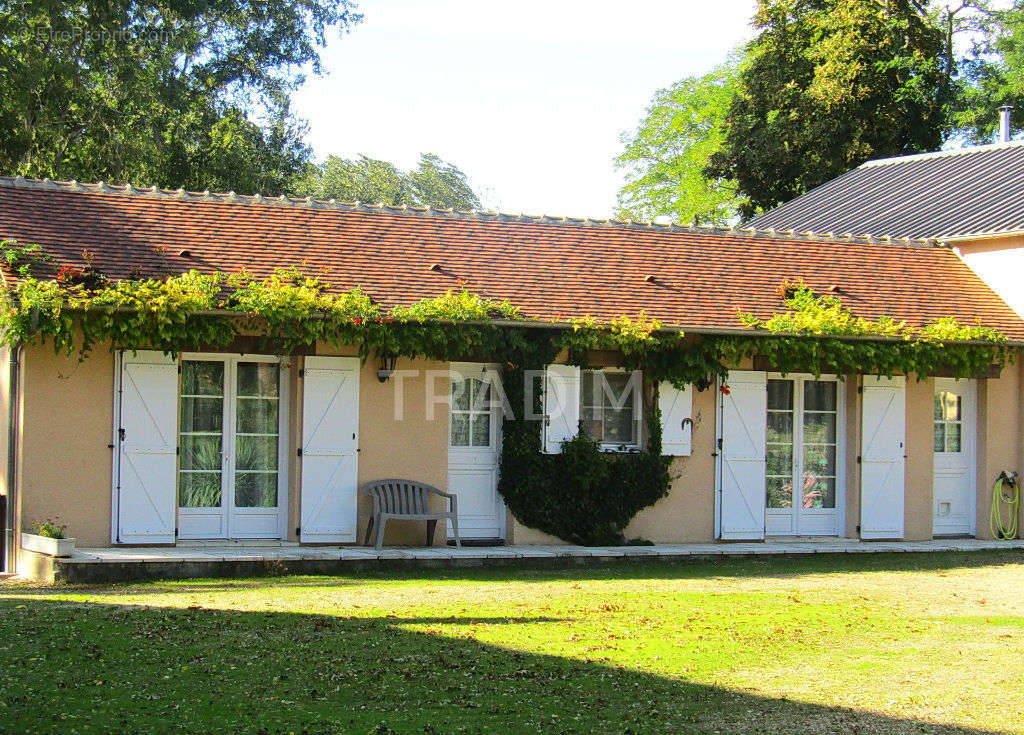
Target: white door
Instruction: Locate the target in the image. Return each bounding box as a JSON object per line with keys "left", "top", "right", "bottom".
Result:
{"left": 860, "top": 375, "right": 906, "bottom": 540}
{"left": 933, "top": 379, "right": 977, "bottom": 536}
{"left": 300, "top": 356, "right": 360, "bottom": 543}
{"left": 448, "top": 363, "right": 504, "bottom": 540}
{"left": 177, "top": 356, "right": 289, "bottom": 540}
{"left": 116, "top": 351, "right": 178, "bottom": 544}
{"left": 717, "top": 371, "right": 767, "bottom": 540}
{"left": 765, "top": 376, "right": 845, "bottom": 536}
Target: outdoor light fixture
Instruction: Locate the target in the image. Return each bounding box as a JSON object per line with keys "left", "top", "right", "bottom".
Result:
{"left": 377, "top": 353, "right": 398, "bottom": 383}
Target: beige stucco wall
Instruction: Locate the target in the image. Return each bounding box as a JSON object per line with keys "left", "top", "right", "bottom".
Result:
{"left": 976, "top": 362, "right": 1024, "bottom": 539}
{"left": 904, "top": 376, "right": 935, "bottom": 541}
{"left": 18, "top": 343, "right": 115, "bottom": 547}
{"left": 954, "top": 236, "right": 1024, "bottom": 318}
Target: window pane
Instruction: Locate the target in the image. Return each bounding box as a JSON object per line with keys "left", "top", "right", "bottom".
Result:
{"left": 235, "top": 435, "right": 278, "bottom": 472}
{"left": 934, "top": 393, "right": 944, "bottom": 421}
{"left": 803, "top": 413, "right": 836, "bottom": 444}
{"left": 235, "top": 472, "right": 277, "bottom": 508}
{"left": 182, "top": 361, "right": 223, "bottom": 396}
{"left": 803, "top": 444, "right": 836, "bottom": 476}
{"left": 237, "top": 362, "right": 279, "bottom": 398}
{"left": 470, "top": 379, "right": 491, "bottom": 410}
{"left": 581, "top": 371, "right": 598, "bottom": 406}
{"left": 237, "top": 398, "right": 279, "bottom": 434}
{"left": 181, "top": 435, "right": 221, "bottom": 471}
{"left": 804, "top": 381, "right": 837, "bottom": 411}
{"left": 946, "top": 423, "right": 962, "bottom": 453}
{"left": 602, "top": 373, "right": 634, "bottom": 410}
{"left": 767, "top": 477, "right": 792, "bottom": 508}
{"left": 937, "top": 391, "right": 961, "bottom": 421}
{"left": 767, "top": 412, "right": 793, "bottom": 444}
{"left": 581, "top": 407, "right": 603, "bottom": 442}
{"left": 934, "top": 423, "right": 946, "bottom": 453}
{"left": 803, "top": 476, "right": 835, "bottom": 509}
{"left": 767, "top": 445, "right": 793, "bottom": 476}
{"left": 450, "top": 413, "right": 470, "bottom": 446}
{"left": 603, "top": 408, "right": 635, "bottom": 444}
{"left": 181, "top": 397, "right": 223, "bottom": 432}
{"left": 471, "top": 414, "right": 490, "bottom": 447}
{"left": 451, "top": 379, "right": 470, "bottom": 411}
{"left": 767, "top": 380, "right": 793, "bottom": 411}
{"left": 179, "top": 472, "right": 221, "bottom": 508}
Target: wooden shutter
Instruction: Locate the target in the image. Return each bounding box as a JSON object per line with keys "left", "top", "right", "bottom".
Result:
{"left": 718, "top": 371, "right": 767, "bottom": 540}
{"left": 659, "top": 381, "right": 693, "bottom": 456}
{"left": 300, "top": 356, "right": 360, "bottom": 542}
{"left": 860, "top": 375, "right": 906, "bottom": 540}
{"left": 542, "top": 364, "right": 580, "bottom": 454}
{"left": 116, "top": 350, "right": 178, "bottom": 544}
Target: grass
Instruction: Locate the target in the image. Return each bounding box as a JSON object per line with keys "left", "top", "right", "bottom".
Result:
{"left": 2, "top": 552, "right": 1024, "bottom": 734}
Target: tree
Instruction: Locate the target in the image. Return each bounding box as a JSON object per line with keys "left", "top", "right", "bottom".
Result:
{"left": 294, "top": 153, "right": 482, "bottom": 209}
{"left": 706, "top": 0, "right": 952, "bottom": 218}
{"left": 616, "top": 59, "right": 747, "bottom": 225}
{"left": 0, "top": 0, "right": 360, "bottom": 193}
{"left": 953, "top": 1, "right": 1024, "bottom": 142}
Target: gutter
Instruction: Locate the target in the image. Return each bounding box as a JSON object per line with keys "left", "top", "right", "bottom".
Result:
{"left": 940, "top": 230, "right": 1024, "bottom": 245}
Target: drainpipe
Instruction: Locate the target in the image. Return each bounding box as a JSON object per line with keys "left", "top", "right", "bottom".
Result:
{"left": 4, "top": 344, "right": 21, "bottom": 574}
{"left": 999, "top": 105, "right": 1014, "bottom": 143}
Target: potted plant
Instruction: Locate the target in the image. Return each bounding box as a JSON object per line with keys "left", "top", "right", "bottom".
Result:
{"left": 21, "top": 518, "right": 75, "bottom": 557}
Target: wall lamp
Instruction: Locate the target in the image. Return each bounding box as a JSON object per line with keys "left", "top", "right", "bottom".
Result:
{"left": 377, "top": 352, "right": 398, "bottom": 383}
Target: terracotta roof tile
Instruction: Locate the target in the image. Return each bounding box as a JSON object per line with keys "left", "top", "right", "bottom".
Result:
{"left": 1, "top": 177, "right": 1022, "bottom": 340}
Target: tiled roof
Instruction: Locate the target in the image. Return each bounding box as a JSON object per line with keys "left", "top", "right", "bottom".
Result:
{"left": 1, "top": 176, "right": 1023, "bottom": 340}
{"left": 749, "top": 140, "right": 1024, "bottom": 241}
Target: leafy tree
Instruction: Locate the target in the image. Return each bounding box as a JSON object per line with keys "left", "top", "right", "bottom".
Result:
{"left": 0, "top": 0, "right": 360, "bottom": 193}
{"left": 706, "top": 0, "right": 952, "bottom": 218}
{"left": 294, "top": 153, "right": 481, "bottom": 209}
{"left": 616, "top": 59, "right": 746, "bottom": 225}
{"left": 954, "top": 1, "right": 1024, "bottom": 141}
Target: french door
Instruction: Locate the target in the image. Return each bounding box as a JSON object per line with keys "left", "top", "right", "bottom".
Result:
{"left": 177, "top": 355, "right": 289, "bottom": 539}
{"left": 933, "top": 378, "right": 977, "bottom": 536}
{"left": 447, "top": 363, "right": 505, "bottom": 540}
{"left": 765, "top": 375, "right": 845, "bottom": 536}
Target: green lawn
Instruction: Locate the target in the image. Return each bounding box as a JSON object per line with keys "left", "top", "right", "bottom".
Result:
{"left": 2, "top": 552, "right": 1024, "bottom": 734}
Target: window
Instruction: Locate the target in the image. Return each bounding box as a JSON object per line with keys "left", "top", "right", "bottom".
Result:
{"left": 766, "top": 378, "right": 838, "bottom": 510}
{"left": 580, "top": 370, "right": 642, "bottom": 448}
{"left": 450, "top": 376, "right": 492, "bottom": 447}
{"left": 934, "top": 390, "right": 962, "bottom": 453}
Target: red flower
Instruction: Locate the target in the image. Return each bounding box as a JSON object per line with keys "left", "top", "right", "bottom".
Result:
{"left": 352, "top": 318, "right": 362, "bottom": 325}
{"left": 384, "top": 316, "right": 393, "bottom": 324}
{"left": 720, "top": 384, "right": 731, "bottom": 395}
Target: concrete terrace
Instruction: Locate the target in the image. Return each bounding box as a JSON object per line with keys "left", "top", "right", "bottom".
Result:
{"left": 19, "top": 538, "right": 1024, "bottom": 583}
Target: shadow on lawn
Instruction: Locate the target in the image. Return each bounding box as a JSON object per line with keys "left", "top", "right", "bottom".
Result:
{"left": 0, "top": 595, "right": 1006, "bottom": 735}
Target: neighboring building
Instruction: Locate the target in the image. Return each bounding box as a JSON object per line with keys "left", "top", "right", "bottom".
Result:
{"left": 1, "top": 177, "right": 1023, "bottom": 578}
{"left": 749, "top": 139, "right": 1024, "bottom": 317}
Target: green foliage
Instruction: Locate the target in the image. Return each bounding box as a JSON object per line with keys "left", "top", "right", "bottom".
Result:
{"left": 0, "top": 0, "right": 359, "bottom": 193}
{"left": 31, "top": 518, "right": 66, "bottom": 539}
{"left": 616, "top": 58, "right": 747, "bottom": 225}
{"left": 293, "top": 153, "right": 482, "bottom": 210}
{"left": 706, "top": 0, "right": 952, "bottom": 217}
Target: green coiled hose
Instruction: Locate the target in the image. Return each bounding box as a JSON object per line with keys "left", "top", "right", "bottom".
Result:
{"left": 990, "top": 472, "right": 1020, "bottom": 540}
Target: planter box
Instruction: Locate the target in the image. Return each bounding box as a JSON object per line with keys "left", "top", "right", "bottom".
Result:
{"left": 21, "top": 533, "right": 76, "bottom": 557}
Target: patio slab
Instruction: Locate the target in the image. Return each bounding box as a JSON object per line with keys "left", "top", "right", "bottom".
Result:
{"left": 16, "top": 537, "right": 1024, "bottom": 583}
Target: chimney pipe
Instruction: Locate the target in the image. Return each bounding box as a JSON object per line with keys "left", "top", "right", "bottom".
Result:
{"left": 999, "top": 105, "right": 1014, "bottom": 143}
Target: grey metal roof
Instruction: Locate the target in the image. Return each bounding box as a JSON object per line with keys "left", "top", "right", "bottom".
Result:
{"left": 748, "top": 140, "right": 1024, "bottom": 241}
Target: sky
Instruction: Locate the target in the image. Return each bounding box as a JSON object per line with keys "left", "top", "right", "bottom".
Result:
{"left": 292, "top": 0, "right": 758, "bottom": 218}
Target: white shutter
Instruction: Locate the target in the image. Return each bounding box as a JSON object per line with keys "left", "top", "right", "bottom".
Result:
{"left": 718, "top": 371, "right": 767, "bottom": 540}
{"left": 659, "top": 381, "right": 693, "bottom": 456}
{"left": 543, "top": 364, "right": 581, "bottom": 454}
{"left": 300, "top": 356, "right": 360, "bottom": 542}
{"left": 116, "top": 350, "right": 178, "bottom": 544}
{"left": 860, "top": 375, "right": 906, "bottom": 540}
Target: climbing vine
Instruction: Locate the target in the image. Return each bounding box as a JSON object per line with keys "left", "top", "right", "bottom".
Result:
{"left": 0, "top": 242, "right": 1015, "bottom": 544}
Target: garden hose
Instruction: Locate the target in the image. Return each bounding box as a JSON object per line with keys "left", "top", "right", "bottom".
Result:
{"left": 989, "top": 471, "right": 1020, "bottom": 540}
